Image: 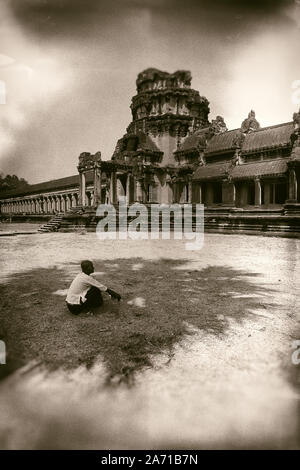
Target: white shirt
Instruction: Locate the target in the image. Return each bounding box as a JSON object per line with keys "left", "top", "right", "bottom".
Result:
{"left": 66, "top": 272, "right": 107, "bottom": 305}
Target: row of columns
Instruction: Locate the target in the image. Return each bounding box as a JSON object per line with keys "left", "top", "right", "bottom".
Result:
{"left": 105, "top": 173, "right": 192, "bottom": 205}
{"left": 107, "top": 172, "right": 191, "bottom": 205}
{"left": 194, "top": 176, "right": 291, "bottom": 206}
{"left": 109, "top": 172, "right": 142, "bottom": 204}
{"left": 0, "top": 192, "right": 82, "bottom": 215}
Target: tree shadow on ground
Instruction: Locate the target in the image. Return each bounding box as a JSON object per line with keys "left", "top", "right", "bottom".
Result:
{"left": 0, "top": 258, "right": 277, "bottom": 385}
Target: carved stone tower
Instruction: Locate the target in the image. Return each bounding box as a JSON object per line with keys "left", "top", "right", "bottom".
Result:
{"left": 125, "top": 68, "right": 210, "bottom": 165}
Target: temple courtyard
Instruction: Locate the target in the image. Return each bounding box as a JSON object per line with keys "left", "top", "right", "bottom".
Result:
{"left": 0, "top": 228, "right": 299, "bottom": 449}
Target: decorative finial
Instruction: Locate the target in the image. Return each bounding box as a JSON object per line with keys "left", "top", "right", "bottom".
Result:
{"left": 241, "top": 110, "right": 260, "bottom": 133}
{"left": 209, "top": 116, "right": 227, "bottom": 135}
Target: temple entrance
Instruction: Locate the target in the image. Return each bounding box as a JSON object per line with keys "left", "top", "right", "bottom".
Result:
{"left": 212, "top": 182, "right": 222, "bottom": 204}
{"left": 116, "top": 174, "right": 135, "bottom": 204}
{"left": 236, "top": 181, "right": 255, "bottom": 206}
{"left": 272, "top": 182, "right": 287, "bottom": 204}
{"left": 263, "top": 180, "right": 287, "bottom": 205}
{"left": 116, "top": 176, "right": 126, "bottom": 201}
{"left": 201, "top": 182, "right": 222, "bottom": 206}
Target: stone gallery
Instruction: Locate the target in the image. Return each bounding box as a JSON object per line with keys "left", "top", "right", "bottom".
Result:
{"left": 1, "top": 68, "right": 300, "bottom": 234}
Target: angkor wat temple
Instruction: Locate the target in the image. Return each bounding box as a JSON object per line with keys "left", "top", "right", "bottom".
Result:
{"left": 1, "top": 68, "right": 300, "bottom": 235}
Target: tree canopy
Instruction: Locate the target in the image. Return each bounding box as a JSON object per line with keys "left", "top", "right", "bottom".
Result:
{"left": 0, "top": 174, "right": 29, "bottom": 193}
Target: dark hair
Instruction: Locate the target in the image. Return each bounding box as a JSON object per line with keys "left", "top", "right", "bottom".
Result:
{"left": 81, "top": 260, "right": 94, "bottom": 274}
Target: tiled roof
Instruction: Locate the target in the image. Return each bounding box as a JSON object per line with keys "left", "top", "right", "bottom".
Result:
{"left": 205, "top": 129, "right": 240, "bottom": 155}
{"left": 178, "top": 128, "right": 209, "bottom": 152}
{"left": 0, "top": 171, "right": 94, "bottom": 199}
{"left": 179, "top": 121, "right": 294, "bottom": 156}
{"left": 231, "top": 159, "right": 288, "bottom": 179}
{"left": 193, "top": 163, "right": 230, "bottom": 181}
{"left": 242, "top": 122, "right": 293, "bottom": 153}
{"left": 113, "top": 132, "right": 162, "bottom": 158}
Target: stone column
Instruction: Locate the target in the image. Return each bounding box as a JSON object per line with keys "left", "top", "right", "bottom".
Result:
{"left": 93, "top": 166, "right": 102, "bottom": 206}
{"left": 288, "top": 167, "right": 297, "bottom": 201}
{"left": 232, "top": 183, "right": 236, "bottom": 206}
{"left": 116, "top": 176, "right": 125, "bottom": 202}
{"left": 56, "top": 195, "right": 61, "bottom": 212}
{"left": 198, "top": 184, "right": 202, "bottom": 204}
{"left": 110, "top": 172, "right": 117, "bottom": 204}
{"left": 136, "top": 179, "right": 143, "bottom": 202}
{"left": 62, "top": 195, "right": 66, "bottom": 212}
{"left": 79, "top": 171, "right": 86, "bottom": 206}
{"left": 188, "top": 181, "right": 192, "bottom": 203}
{"left": 126, "top": 174, "right": 131, "bottom": 204}
{"left": 254, "top": 178, "right": 262, "bottom": 206}
{"left": 64, "top": 195, "right": 69, "bottom": 211}
{"left": 61, "top": 195, "right": 65, "bottom": 212}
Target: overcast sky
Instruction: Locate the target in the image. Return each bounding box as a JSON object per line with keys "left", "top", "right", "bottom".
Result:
{"left": 0, "top": 0, "right": 300, "bottom": 183}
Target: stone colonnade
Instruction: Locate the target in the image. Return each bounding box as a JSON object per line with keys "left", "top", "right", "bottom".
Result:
{"left": 108, "top": 172, "right": 140, "bottom": 204}
{"left": 0, "top": 190, "right": 87, "bottom": 215}
{"left": 192, "top": 173, "right": 296, "bottom": 207}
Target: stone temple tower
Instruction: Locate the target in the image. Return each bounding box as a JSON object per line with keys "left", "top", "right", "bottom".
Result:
{"left": 113, "top": 68, "right": 210, "bottom": 166}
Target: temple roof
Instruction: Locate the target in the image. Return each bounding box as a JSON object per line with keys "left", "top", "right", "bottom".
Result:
{"left": 242, "top": 122, "right": 294, "bottom": 153}
{"left": 112, "top": 132, "right": 162, "bottom": 160}
{"left": 179, "top": 128, "right": 210, "bottom": 151}
{"left": 180, "top": 121, "right": 294, "bottom": 156}
{"left": 193, "top": 163, "right": 230, "bottom": 181}
{"left": 204, "top": 129, "right": 240, "bottom": 155}
{"left": 230, "top": 159, "right": 288, "bottom": 179}
{"left": 0, "top": 172, "right": 94, "bottom": 199}
{"left": 193, "top": 158, "right": 289, "bottom": 182}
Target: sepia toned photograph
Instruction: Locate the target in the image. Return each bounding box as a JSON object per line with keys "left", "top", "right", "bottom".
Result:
{"left": 0, "top": 0, "right": 300, "bottom": 453}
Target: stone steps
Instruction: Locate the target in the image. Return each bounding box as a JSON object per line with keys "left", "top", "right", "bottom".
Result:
{"left": 38, "top": 213, "right": 65, "bottom": 233}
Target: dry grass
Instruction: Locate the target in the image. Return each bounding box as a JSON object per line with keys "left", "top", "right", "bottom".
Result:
{"left": 0, "top": 257, "right": 277, "bottom": 384}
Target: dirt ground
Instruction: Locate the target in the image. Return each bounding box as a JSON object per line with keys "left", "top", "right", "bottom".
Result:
{"left": 0, "top": 228, "right": 299, "bottom": 449}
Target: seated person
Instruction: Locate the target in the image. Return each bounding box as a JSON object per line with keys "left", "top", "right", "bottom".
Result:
{"left": 66, "top": 260, "right": 121, "bottom": 314}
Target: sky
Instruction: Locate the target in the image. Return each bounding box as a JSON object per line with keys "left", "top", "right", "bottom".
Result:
{"left": 0, "top": 0, "right": 300, "bottom": 184}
